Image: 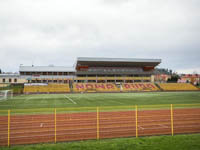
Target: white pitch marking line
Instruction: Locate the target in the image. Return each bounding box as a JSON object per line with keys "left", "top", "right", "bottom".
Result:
{"left": 159, "top": 124, "right": 168, "bottom": 128}
{"left": 138, "top": 125, "right": 145, "bottom": 130}
{"left": 64, "top": 95, "right": 77, "bottom": 104}
{"left": 24, "top": 96, "right": 32, "bottom": 102}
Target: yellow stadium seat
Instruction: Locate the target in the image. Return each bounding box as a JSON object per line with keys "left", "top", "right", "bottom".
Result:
{"left": 24, "top": 84, "right": 70, "bottom": 93}
{"left": 158, "top": 83, "right": 199, "bottom": 91}
{"left": 73, "top": 83, "right": 120, "bottom": 93}
{"left": 122, "top": 83, "right": 160, "bottom": 92}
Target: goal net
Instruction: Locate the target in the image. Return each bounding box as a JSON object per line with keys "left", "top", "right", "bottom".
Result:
{"left": 0, "top": 90, "right": 13, "bottom": 100}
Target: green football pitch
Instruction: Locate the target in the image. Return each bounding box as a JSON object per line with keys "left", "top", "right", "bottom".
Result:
{"left": 0, "top": 92, "right": 200, "bottom": 110}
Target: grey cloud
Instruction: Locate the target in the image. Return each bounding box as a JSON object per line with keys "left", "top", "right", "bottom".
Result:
{"left": 0, "top": 0, "right": 200, "bottom": 73}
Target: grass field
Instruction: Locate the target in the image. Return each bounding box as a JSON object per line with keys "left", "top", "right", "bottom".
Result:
{"left": 0, "top": 92, "right": 200, "bottom": 148}
{"left": 0, "top": 91, "right": 200, "bottom": 110}
{"left": 1, "top": 134, "right": 200, "bottom": 150}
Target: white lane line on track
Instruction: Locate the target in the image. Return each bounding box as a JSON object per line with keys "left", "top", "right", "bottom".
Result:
{"left": 64, "top": 95, "right": 77, "bottom": 104}
{"left": 159, "top": 124, "right": 168, "bottom": 128}
{"left": 24, "top": 97, "right": 32, "bottom": 102}
{"left": 138, "top": 125, "right": 145, "bottom": 130}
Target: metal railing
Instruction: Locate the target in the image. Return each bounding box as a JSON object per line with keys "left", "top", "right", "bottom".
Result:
{"left": 0, "top": 103, "right": 200, "bottom": 146}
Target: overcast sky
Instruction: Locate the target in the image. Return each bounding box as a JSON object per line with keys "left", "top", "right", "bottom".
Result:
{"left": 0, "top": 0, "right": 200, "bottom": 74}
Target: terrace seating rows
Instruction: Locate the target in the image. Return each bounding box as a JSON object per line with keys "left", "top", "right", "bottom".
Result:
{"left": 73, "top": 83, "right": 120, "bottom": 92}
{"left": 73, "top": 83, "right": 159, "bottom": 92}
{"left": 23, "top": 83, "right": 199, "bottom": 93}
{"left": 24, "top": 84, "right": 70, "bottom": 93}
{"left": 122, "top": 83, "right": 160, "bottom": 92}
{"left": 158, "top": 83, "right": 199, "bottom": 91}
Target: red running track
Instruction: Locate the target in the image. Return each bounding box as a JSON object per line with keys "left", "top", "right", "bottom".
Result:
{"left": 0, "top": 108, "right": 200, "bottom": 146}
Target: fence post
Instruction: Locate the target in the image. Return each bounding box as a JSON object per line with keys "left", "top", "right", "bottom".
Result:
{"left": 8, "top": 110, "right": 10, "bottom": 147}
{"left": 135, "top": 105, "right": 138, "bottom": 138}
{"left": 170, "top": 104, "right": 174, "bottom": 136}
{"left": 55, "top": 108, "right": 56, "bottom": 143}
{"left": 97, "top": 107, "right": 99, "bottom": 140}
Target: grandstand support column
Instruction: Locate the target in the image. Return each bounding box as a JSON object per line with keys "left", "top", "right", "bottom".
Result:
{"left": 120, "top": 84, "right": 123, "bottom": 92}
{"left": 151, "top": 75, "right": 155, "bottom": 82}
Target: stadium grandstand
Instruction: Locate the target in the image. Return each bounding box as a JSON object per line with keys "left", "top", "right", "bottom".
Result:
{"left": 20, "top": 57, "right": 161, "bottom": 83}
{"left": 0, "top": 57, "right": 198, "bottom": 93}
{"left": 20, "top": 57, "right": 165, "bottom": 93}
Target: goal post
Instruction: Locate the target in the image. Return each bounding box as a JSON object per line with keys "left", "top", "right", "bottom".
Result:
{"left": 0, "top": 90, "right": 13, "bottom": 100}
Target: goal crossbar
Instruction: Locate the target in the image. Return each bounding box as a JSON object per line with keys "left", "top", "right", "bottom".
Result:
{"left": 0, "top": 90, "right": 13, "bottom": 100}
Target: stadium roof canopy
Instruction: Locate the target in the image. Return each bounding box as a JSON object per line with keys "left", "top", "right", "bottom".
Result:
{"left": 76, "top": 57, "right": 161, "bottom": 68}
{"left": 19, "top": 66, "right": 75, "bottom": 72}
{"left": 0, "top": 73, "right": 20, "bottom": 77}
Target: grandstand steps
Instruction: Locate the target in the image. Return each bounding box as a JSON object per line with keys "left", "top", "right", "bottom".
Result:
{"left": 154, "top": 83, "right": 164, "bottom": 91}
{"left": 69, "top": 82, "right": 74, "bottom": 93}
